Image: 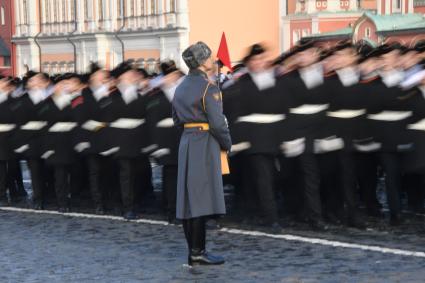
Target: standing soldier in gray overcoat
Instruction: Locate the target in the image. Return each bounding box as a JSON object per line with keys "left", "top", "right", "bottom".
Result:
{"left": 172, "top": 42, "right": 232, "bottom": 266}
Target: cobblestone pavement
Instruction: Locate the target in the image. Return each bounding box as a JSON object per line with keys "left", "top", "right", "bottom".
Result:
{"left": 0, "top": 208, "right": 425, "bottom": 283}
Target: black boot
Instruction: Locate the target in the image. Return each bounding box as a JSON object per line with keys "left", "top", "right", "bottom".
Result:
{"left": 188, "top": 217, "right": 225, "bottom": 266}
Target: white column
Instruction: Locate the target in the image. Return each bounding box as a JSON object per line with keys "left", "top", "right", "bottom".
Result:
{"left": 158, "top": 0, "right": 164, "bottom": 28}
{"left": 176, "top": 0, "right": 188, "bottom": 28}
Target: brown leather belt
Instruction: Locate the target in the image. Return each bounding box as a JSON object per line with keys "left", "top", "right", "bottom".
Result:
{"left": 184, "top": 123, "right": 210, "bottom": 131}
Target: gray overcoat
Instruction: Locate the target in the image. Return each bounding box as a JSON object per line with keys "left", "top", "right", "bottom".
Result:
{"left": 172, "top": 69, "right": 232, "bottom": 219}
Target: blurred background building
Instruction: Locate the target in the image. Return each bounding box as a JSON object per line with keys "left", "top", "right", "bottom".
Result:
{"left": 1, "top": 0, "right": 425, "bottom": 76}
{"left": 9, "top": 0, "right": 284, "bottom": 76}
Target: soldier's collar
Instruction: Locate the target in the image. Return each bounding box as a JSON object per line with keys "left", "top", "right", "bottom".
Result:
{"left": 189, "top": 69, "right": 208, "bottom": 79}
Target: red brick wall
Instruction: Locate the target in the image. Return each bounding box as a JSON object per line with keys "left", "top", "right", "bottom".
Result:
{"left": 318, "top": 17, "right": 357, "bottom": 33}
{"left": 0, "top": 0, "right": 13, "bottom": 76}
{"left": 414, "top": 6, "right": 425, "bottom": 13}
{"left": 290, "top": 20, "right": 312, "bottom": 46}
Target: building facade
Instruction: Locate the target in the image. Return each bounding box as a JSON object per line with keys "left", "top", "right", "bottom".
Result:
{"left": 0, "top": 0, "right": 14, "bottom": 76}
{"left": 12, "top": 0, "right": 285, "bottom": 76}
{"left": 304, "top": 0, "right": 425, "bottom": 47}
{"left": 282, "top": 0, "right": 364, "bottom": 50}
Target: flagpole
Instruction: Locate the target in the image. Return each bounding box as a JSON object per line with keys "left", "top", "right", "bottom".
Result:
{"left": 217, "top": 60, "right": 223, "bottom": 90}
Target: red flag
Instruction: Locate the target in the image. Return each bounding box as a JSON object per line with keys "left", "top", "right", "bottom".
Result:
{"left": 217, "top": 32, "right": 232, "bottom": 71}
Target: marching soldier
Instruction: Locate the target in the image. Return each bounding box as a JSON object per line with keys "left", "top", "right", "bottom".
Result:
{"left": 72, "top": 64, "right": 114, "bottom": 214}
{"left": 108, "top": 61, "right": 149, "bottom": 220}
{"left": 226, "top": 44, "right": 283, "bottom": 231}
{"left": 172, "top": 42, "right": 231, "bottom": 265}
{"left": 276, "top": 41, "right": 327, "bottom": 230}
{"left": 0, "top": 76, "right": 20, "bottom": 206}
{"left": 145, "top": 60, "right": 184, "bottom": 223}
{"left": 38, "top": 74, "right": 79, "bottom": 212}
{"left": 12, "top": 72, "right": 52, "bottom": 210}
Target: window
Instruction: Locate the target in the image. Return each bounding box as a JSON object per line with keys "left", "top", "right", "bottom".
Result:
{"left": 151, "top": 0, "right": 157, "bottom": 14}
{"left": 98, "top": 0, "right": 104, "bottom": 20}
{"left": 140, "top": 0, "right": 145, "bottom": 15}
{"left": 293, "top": 30, "right": 301, "bottom": 44}
{"left": 85, "top": 0, "right": 90, "bottom": 19}
{"left": 365, "top": 27, "right": 371, "bottom": 38}
{"left": 393, "top": 0, "right": 402, "bottom": 11}
{"left": 70, "top": 0, "right": 75, "bottom": 21}
{"left": 23, "top": 0, "right": 28, "bottom": 24}
{"left": 43, "top": 0, "right": 50, "bottom": 23}
{"left": 0, "top": 7, "right": 4, "bottom": 25}
{"left": 170, "top": 0, "right": 176, "bottom": 12}
{"left": 62, "top": 0, "right": 67, "bottom": 22}
{"left": 117, "top": 0, "right": 123, "bottom": 18}
{"left": 54, "top": 1, "right": 58, "bottom": 22}
{"left": 3, "top": 56, "right": 11, "bottom": 67}
{"left": 130, "top": 0, "right": 135, "bottom": 16}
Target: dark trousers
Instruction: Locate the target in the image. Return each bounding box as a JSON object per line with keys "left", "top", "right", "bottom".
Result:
{"left": 27, "top": 158, "right": 46, "bottom": 205}
{"left": 294, "top": 153, "right": 322, "bottom": 221}
{"left": 54, "top": 165, "right": 70, "bottom": 208}
{"left": 163, "top": 164, "right": 177, "bottom": 218}
{"left": 355, "top": 153, "right": 380, "bottom": 212}
{"left": 403, "top": 173, "right": 425, "bottom": 212}
{"left": 337, "top": 151, "right": 362, "bottom": 219}
{"left": 87, "top": 155, "right": 103, "bottom": 208}
{"left": 9, "top": 160, "right": 26, "bottom": 197}
{"left": 118, "top": 158, "right": 136, "bottom": 212}
{"left": 246, "top": 154, "right": 279, "bottom": 223}
{"left": 0, "top": 161, "right": 7, "bottom": 200}
{"left": 316, "top": 152, "right": 344, "bottom": 218}
{"left": 379, "top": 152, "right": 402, "bottom": 216}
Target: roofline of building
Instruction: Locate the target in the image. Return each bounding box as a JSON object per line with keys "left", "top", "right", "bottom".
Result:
{"left": 302, "top": 33, "right": 351, "bottom": 41}
{"left": 377, "top": 27, "right": 425, "bottom": 35}
{"left": 283, "top": 11, "right": 364, "bottom": 20}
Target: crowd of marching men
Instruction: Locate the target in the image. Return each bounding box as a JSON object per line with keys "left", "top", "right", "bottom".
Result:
{"left": 1, "top": 39, "right": 425, "bottom": 231}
